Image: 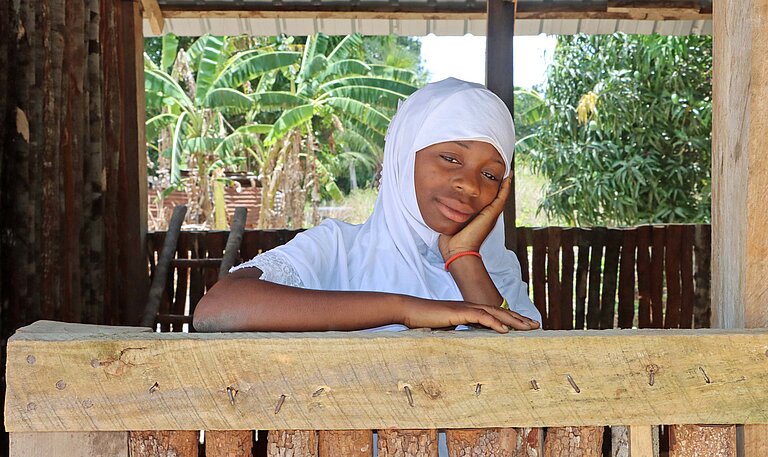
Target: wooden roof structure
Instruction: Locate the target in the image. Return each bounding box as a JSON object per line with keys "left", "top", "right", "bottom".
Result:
{"left": 142, "top": 0, "right": 713, "bottom": 36}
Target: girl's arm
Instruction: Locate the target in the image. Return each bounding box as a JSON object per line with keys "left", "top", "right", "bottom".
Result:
{"left": 439, "top": 178, "right": 540, "bottom": 328}
{"left": 192, "top": 267, "right": 532, "bottom": 333}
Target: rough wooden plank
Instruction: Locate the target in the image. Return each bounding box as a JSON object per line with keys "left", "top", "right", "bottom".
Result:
{"left": 664, "top": 225, "right": 683, "bottom": 329}
{"left": 611, "top": 426, "right": 628, "bottom": 457}
{"left": 267, "top": 431, "right": 317, "bottom": 457}
{"left": 7, "top": 322, "right": 768, "bottom": 431}
{"left": 129, "top": 430, "right": 198, "bottom": 457}
{"left": 10, "top": 432, "right": 129, "bottom": 457}
{"left": 446, "top": 429, "right": 517, "bottom": 456}
{"left": 586, "top": 228, "right": 605, "bottom": 329}
{"left": 627, "top": 425, "right": 656, "bottom": 457}
{"left": 714, "top": 1, "right": 768, "bottom": 452}
{"left": 205, "top": 430, "right": 253, "bottom": 457}
{"left": 679, "top": 226, "right": 695, "bottom": 329}
{"left": 575, "top": 230, "right": 590, "bottom": 329}
{"left": 600, "top": 230, "right": 622, "bottom": 329}
{"left": 543, "top": 426, "right": 603, "bottom": 457}
{"left": 692, "top": 225, "right": 711, "bottom": 329}
{"left": 140, "top": 0, "right": 164, "bottom": 34}
{"left": 668, "top": 425, "right": 736, "bottom": 457}
{"left": 546, "top": 228, "right": 562, "bottom": 330}
{"left": 532, "top": 229, "right": 548, "bottom": 326}
{"left": 560, "top": 228, "right": 575, "bottom": 330}
{"left": 318, "top": 430, "right": 372, "bottom": 456}
{"left": 618, "top": 229, "right": 637, "bottom": 329}
{"left": 636, "top": 226, "right": 652, "bottom": 328}
{"left": 650, "top": 227, "right": 665, "bottom": 328}
{"left": 517, "top": 228, "right": 531, "bottom": 287}
{"left": 378, "top": 430, "right": 437, "bottom": 457}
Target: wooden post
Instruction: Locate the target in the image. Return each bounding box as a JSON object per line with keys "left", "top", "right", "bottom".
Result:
{"left": 116, "top": 0, "right": 149, "bottom": 326}
{"left": 486, "top": 0, "right": 517, "bottom": 251}
{"left": 378, "top": 430, "right": 437, "bottom": 457}
{"left": 713, "top": 0, "right": 768, "bottom": 454}
{"left": 318, "top": 430, "right": 373, "bottom": 456}
{"left": 130, "top": 430, "right": 199, "bottom": 457}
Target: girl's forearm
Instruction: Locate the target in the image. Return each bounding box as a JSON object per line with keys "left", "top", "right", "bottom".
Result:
{"left": 446, "top": 256, "right": 503, "bottom": 306}
{"left": 192, "top": 268, "right": 408, "bottom": 332}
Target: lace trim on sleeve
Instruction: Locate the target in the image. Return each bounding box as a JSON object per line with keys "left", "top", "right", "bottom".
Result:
{"left": 229, "top": 251, "right": 305, "bottom": 288}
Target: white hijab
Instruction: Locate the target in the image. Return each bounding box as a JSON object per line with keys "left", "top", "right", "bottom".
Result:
{"left": 273, "top": 78, "right": 540, "bottom": 321}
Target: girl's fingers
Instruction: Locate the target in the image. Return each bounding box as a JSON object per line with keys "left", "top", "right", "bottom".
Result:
{"left": 464, "top": 308, "right": 509, "bottom": 333}
{"left": 480, "top": 305, "right": 539, "bottom": 330}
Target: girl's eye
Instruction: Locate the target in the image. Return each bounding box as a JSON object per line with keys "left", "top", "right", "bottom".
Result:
{"left": 483, "top": 171, "right": 500, "bottom": 181}
{"left": 440, "top": 154, "right": 460, "bottom": 164}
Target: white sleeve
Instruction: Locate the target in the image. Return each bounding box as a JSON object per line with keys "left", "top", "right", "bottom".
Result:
{"left": 229, "top": 250, "right": 305, "bottom": 288}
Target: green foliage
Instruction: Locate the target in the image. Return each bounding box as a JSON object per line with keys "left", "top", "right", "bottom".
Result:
{"left": 520, "top": 34, "right": 712, "bottom": 226}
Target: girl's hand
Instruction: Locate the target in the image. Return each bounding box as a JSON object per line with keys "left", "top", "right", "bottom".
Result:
{"left": 438, "top": 176, "right": 512, "bottom": 261}
{"left": 400, "top": 297, "right": 540, "bottom": 333}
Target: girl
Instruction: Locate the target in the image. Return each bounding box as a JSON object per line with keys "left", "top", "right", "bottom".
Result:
{"left": 193, "top": 77, "right": 541, "bottom": 334}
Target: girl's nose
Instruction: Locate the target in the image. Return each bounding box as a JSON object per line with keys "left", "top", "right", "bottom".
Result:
{"left": 454, "top": 171, "right": 480, "bottom": 197}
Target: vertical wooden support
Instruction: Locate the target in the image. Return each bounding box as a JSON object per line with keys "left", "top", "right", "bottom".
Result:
{"left": 10, "top": 432, "right": 129, "bottom": 457}
{"left": 130, "top": 430, "right": 199, "bottom": 456}
{"left": 543, "top": 426, "right": 603, "bottom": 457}
{"left": 205, "top": 430, "right": 254, "bottom": 457}
{"left": 446, "top": 428, "right": 539, "bottom": 456}
{"left": 713, "top": 0, "right": 768, "bottom": 454}
{"left": 486, "top": 0, "right": 517, "bottom": 251}
{"left": 377, "top": 430, "right": 438, "bottom": 457}
{"left": 318, "top": 430, "right": 373, "bottom": 456}
{"left": 116, "top": 0, "right": 148, "bottom": 326}
{"left": 668, "top": 426, "right": 736, "bottom": 457}
{"left": 628, "top": 426, "right": 657, "bottom": 457}
{"left": 267, "top": 431, "right": 317, "bottom": 457}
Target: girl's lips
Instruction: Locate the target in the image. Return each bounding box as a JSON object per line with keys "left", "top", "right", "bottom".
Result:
{"left": 436, "top": 198, "right": 473, "bottom": 223}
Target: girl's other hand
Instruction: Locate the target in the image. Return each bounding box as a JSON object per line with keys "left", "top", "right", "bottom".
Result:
{"left": 400, "top": 296, "right": 540, "bottom": 333}
{"left": 438, "top": 176, "right": 512, "bottom": 260}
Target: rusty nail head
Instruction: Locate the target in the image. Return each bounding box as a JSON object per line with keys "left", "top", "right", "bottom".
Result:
{"left": 90, "top": 359, "right": 100, "bottom": 368}
{"left": 26, "top": 402, "right": 36, "bottom": 412}
{"left": 26, "top": 355, "right": 35, "bottom": 365}
{"left": 83, "top": 399, "right": 93, "bottom": 409}
{"left": 475, "top": 383, "right": 482, "bottom": 397}
{"left": 55, "top": 380, "right": 66, "bottom": 390}
{"left": 149, "top": 382, "right": 159, "bottom": 394}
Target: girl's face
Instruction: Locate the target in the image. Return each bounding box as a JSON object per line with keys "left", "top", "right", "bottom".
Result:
{"left": 414, "top": 140, "right": 507, "bottom": 235}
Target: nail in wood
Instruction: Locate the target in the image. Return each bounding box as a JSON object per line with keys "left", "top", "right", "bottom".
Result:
{"left": 149, "top": 382, "right": 159, "bottom": 394}
{"left": 274, "top": 394, "right": 286, "bottom": 414}
{"left": 312, "top": 387, "right": 325, "bottom": 397}
{"left": 531, "top": 379, "right": 540, "bottom": 391}
{"left": 404, "top": 385, "right": 414, "bottom": 407}
{"left": 699, "top": 366, "right": 711, "bottom": 384}
{"left": 227, "top": 386, "right": 237, "bottom": 405}
{"left": 475, "top": 383, "right": 482, "bottom": 397}
{"left": 566, "top": 374, "right": 580, "bottom": 393}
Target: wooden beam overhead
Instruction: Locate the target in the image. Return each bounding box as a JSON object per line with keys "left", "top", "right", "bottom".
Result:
{"left": 6, "top": 321, "right": 768, "bottom": 432}
{"left": 150, "top": 1, "right": 711, "bottom": 22}
{"left": 140, "top": 0, "right": 165, "bottom": 35}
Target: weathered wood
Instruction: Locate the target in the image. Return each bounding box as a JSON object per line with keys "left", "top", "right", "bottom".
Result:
{"left": 129, "top": 430, "right": 199, "bottom": 457}
{"left": 575, "top": 233, "right": 590, "bottom": 329}
{"left": 668, "top": 425, "right": 736, "bottom": 457}
{"left": 141, "top": 205, "right": 187, "bottom": 328}
{"left": 600, "top": 230, "right": 622, "bottom": 329}
{"left": 10, "top": 432, "right": 129, "bottom": 457}
{"left": 445, "top": 429, "right": 516, "bottom": 456}
{"left": 487, "top": 0, "right": 517, "bottom": 251}
{"left": 219, "top": 207, "right": 248, "bottom": 278}
{"left": 586, "top": 228, "right": 605, "bottom": 329}
{"left": 140, "top": 0, "right": 164, "bottom": 34}
{"left": 692, "top": 225, "right": 711, "bottom": 328}
{"left": 532, "top": 229, "right": 548, "bottom": 325}
{"left": 205, "top": 430, "right": 254, "bottom": 457}
{"left": 679, "top": 225, "right": 695, "bottom": 329}
{"left": 543, "top": 426, "right": 603, "bottom": 457}
{"left": 636, "top": 226, "right": 652, "bottom": 328}
{"left": 628, "top": 425, "right": 656, "bottom": 457}
{"left": 318, "top": 430, "right": 372, "bottom": 456}
{"left": 649, "top": 227, "right": 665, "bottom": 328}
{"left": 378, "top": 430, "right": 437, "bottom": 457}
{"left": 560, "top": 228, "right": 575, "bottom": 330}
{"left": 546, "top": 228, "right": 562, "bottom": 330}
{"left": 664, "top": 225, "right": 683, "bottom": 329}
{"left": 618, "top": 229, "right": 637, "bottom": 329}
{"left": 517, "top": 229, "right": 531, "bottom": 286}
{"left": 7, "top": 321, "right": 768, "bottom": 432}
{"left": 714, "top": 0, "right": 768, "bottom": 452}
{"left": 611, "top": 426, "right": 628, "bottom": 457}
{"left": 155, "top": 3, "right": 712, "bottom": 21}
{"left": 267, "top": 431, "right": 317, "bottom": 457}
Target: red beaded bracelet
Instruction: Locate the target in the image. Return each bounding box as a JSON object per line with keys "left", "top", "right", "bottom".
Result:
{"left": 444, "top": 251, "right": 482, "bottom": 270}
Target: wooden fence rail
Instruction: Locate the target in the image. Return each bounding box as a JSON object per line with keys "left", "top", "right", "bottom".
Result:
{"left": 146, "top": 224, "right": 711, "bottom": 332}
{"left": 6, "top": 321, "right": 756, "bottom": 456}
